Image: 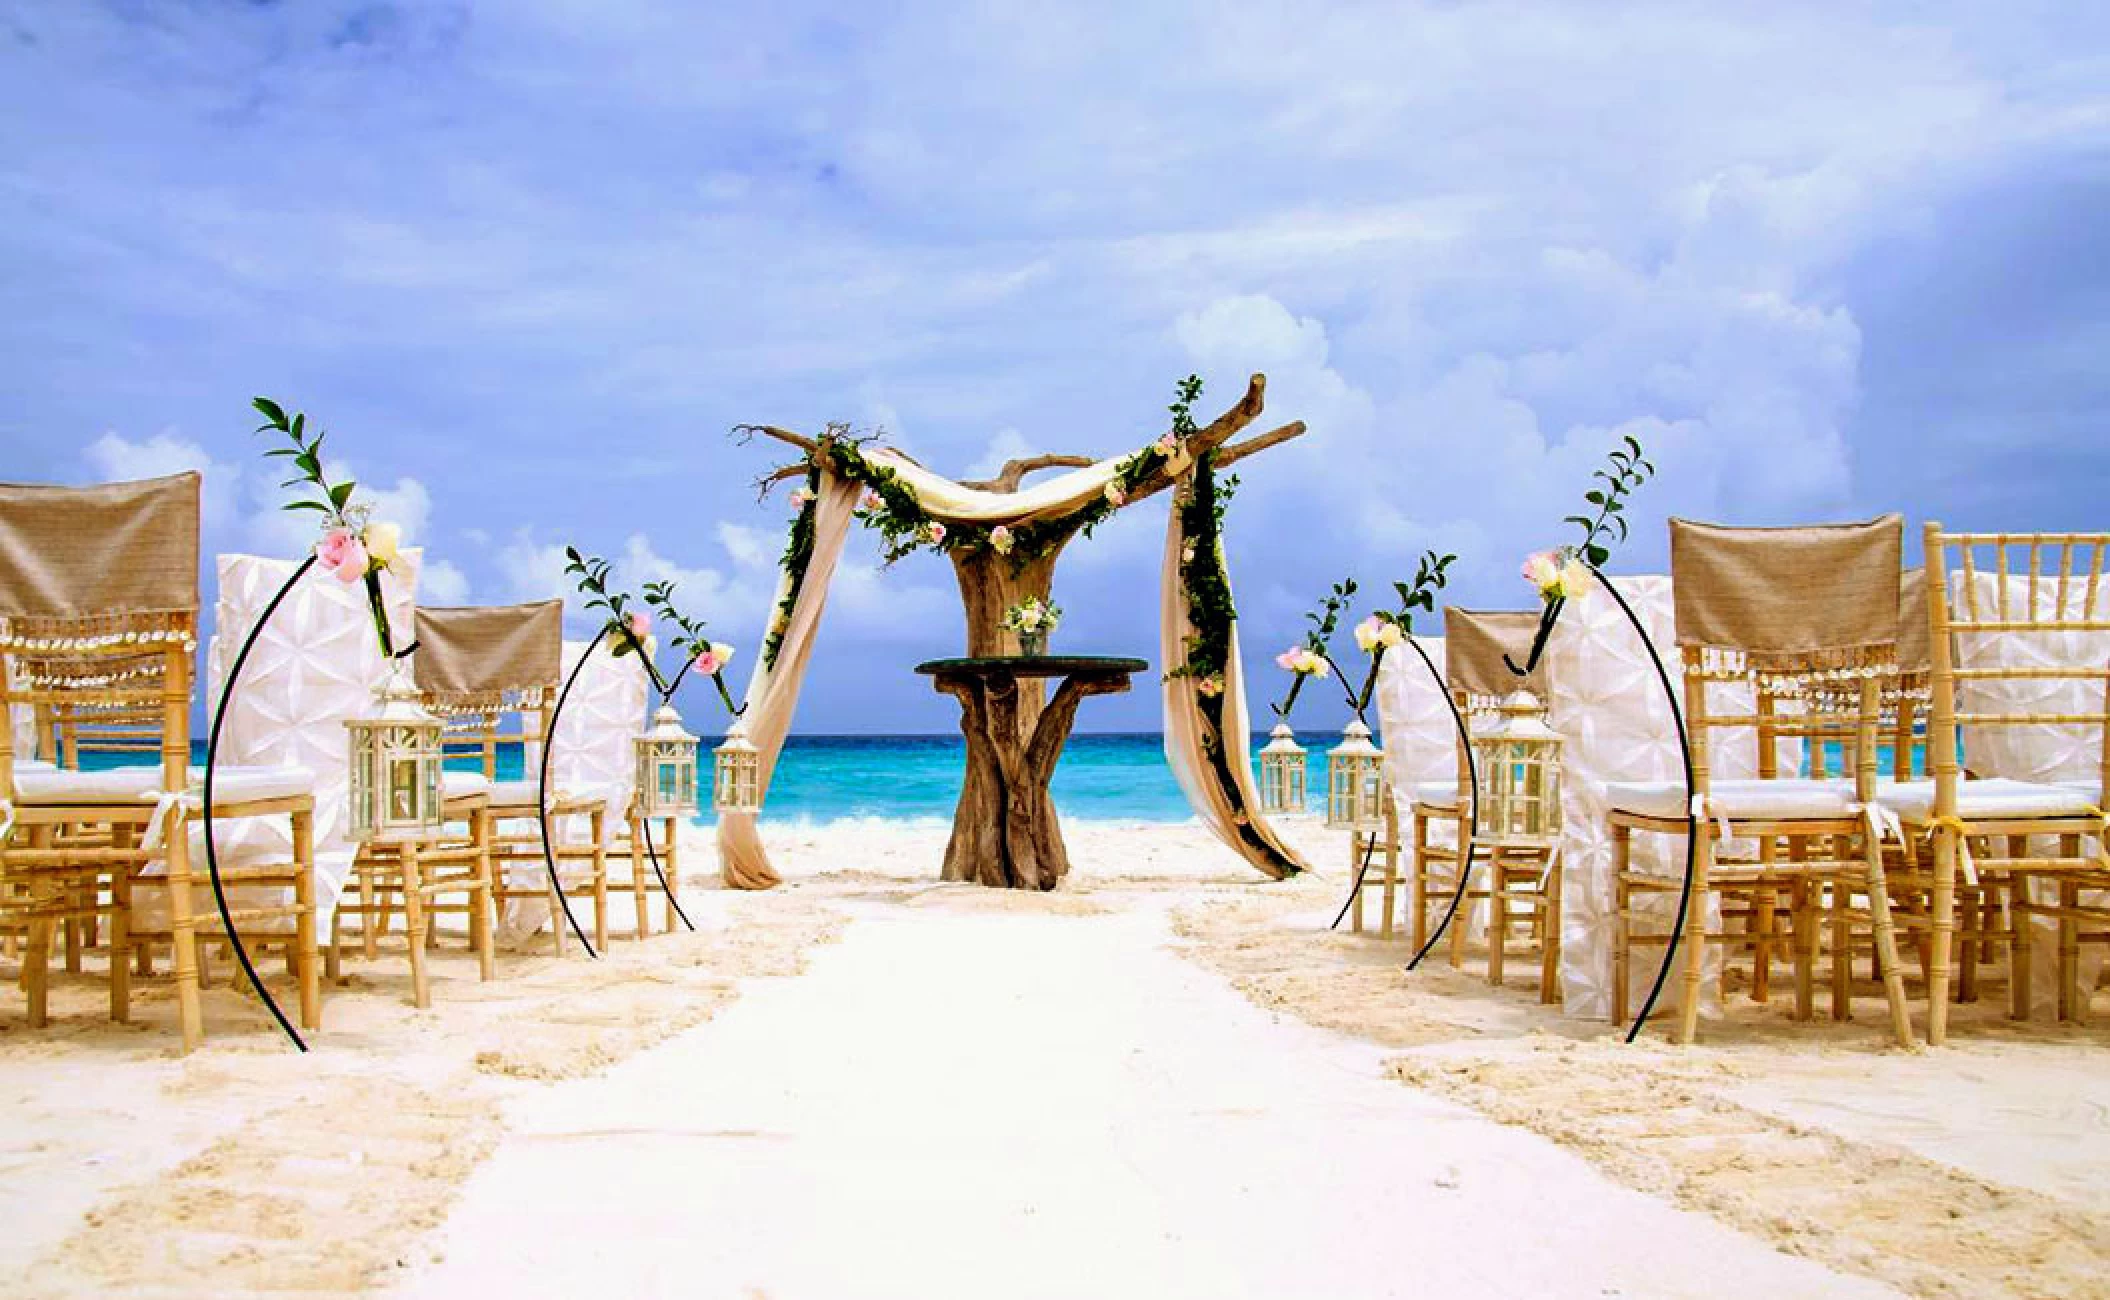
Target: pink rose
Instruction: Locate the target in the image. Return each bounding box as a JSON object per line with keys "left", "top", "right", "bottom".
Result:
{"left": 316, "top": 528, "right": 368, "bottom": 583}
{"left": 1103, "top": 482, "right": 1126, "bottom": 507}
{"left": 1155, "top": 434, "right": 1178, "bottom": 456}
{"left": 789, "top": 486, "right": 816, "bottom": 508}
{"left": 859, "top": 489, "right": 883, "bottom": 513}
{"left": 626, "top": 610, "right": 651, "bottom": 640}
{"left": 1275, "top": 648, "right": 1300, "bottom": 671}
{"left": 925, "top": 522, "right": 947, "bottom": 545}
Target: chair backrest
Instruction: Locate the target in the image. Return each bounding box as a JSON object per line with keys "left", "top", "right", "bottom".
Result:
{"left": 1444, "top": 608, "right": 1546, "bottom": 786}
{"left": 0, "top": 473, "right": 201, "bottom": 800}
{"left": 206, "top": 549, "right": 424, "bottom": 861}
{"left": 412, "top": 601, "right": 564, "bottom": 778}
{"left": 1924, "top": 527, "right": 2110, "bottom": 807}
{"left": 1669, "top": 515, "right": 1904, "bottom": 802}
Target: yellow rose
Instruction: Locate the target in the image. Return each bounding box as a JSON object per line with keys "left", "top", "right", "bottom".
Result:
{"left": 363, "top": 520, "right": 402, "bottom": 570}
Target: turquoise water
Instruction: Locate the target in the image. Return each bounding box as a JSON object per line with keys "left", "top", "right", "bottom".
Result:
{"left": 161, "top": 732, "right": 1338, "bottom": 826}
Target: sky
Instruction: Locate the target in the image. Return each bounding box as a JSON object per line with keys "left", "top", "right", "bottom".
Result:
{"left": 2, "top": 1, "right": 2107, "bottom": 734}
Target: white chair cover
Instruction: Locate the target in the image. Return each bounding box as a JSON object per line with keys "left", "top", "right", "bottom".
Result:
{"left": 503, "top": 638, "right": 651, "bottom": 938}
{"left": 1542, "top": 576, "right": 1789, "bottom": 1020}
{"left": 1374, "top": 636, "right": 1453, "bottom": 811}
{"left": 154, "top": 550, "right": 424, "bottom": 935}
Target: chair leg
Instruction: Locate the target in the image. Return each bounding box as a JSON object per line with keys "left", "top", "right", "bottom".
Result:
{"left": 1486, "top": 858, "right": 1507, "bottom": 988}
{"left": 1540, "top": 851, "right": 1562, "bottom": 1005}
{"left": 2011, "top": 876, "right": 2035, "bottom": 1021}
{"left": 400, "top": 844, "right": 430, "bottom": 1010}
{"left": 108, "top": 861, "right": 132, "bottom": 1025}
{"left": 23, "top": 914, "right": 53, "bottom": 1028}
{"left": 1830, "top": 877, "right": 1853, "bottom": 1022}
{"left": 292, "top": 810, "right": 320, "bottom": 1032}
{"left": 474, "top": 812, "right": 495, "bottom": 981}
{"left": 359, "top": 858, "right": 378, "bottom": 962}
{"left": 165, "top": 816, "right": 204, "bottom": 1053}
{"left": 661, "top": 817, "right": 680, "bottom": 932}
{"left": 1409, "top": 813, "right": 1430, "bottom": 954}
{"left": 2059, "top": 871, "right": 2082, "bottom": 1025}
{"left": 1611, "top": 826, "right": 1631, "bottom": 1025}
{"left": 590, "top": 809, "right": 608, "bottom": 951}
{"left": 1861, "top": 833, "right": 1915, "bottom": 1048}
{"left": 1676, "top": 830, "right": 1713, "bottom": 1045}
{"left": 633, "top": 818, "right": 653, "bottom": 941}
{"left": 1750, "top": 886, "right": 1775, "bottom": 1004}
{"left": 1927, "top": 827, "right": 1960, "bottom": 1046}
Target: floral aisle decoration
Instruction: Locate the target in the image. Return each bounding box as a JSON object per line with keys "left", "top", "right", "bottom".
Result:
{"left": 1272, "top": 552, "right": 1455, "bottom": 830}
{"left": 252, "top": 397, "right": 413, "bottom": 661}
{"left": 1001, "top": 595, "right": 1061, "bottom": 656}
{"left": 562, "top": 548, "right": 742, "bottom": 824}
{"left": 1508, "top": 435, "right": 1657, "bottom": 675}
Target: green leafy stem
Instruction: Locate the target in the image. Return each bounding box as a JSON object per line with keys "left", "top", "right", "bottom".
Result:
{"left": 251, "top": 396, "right": 410, "bottom": 661}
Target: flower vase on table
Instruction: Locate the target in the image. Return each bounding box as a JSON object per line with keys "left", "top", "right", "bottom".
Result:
{"left": 1001, "top": 595, "right": 1061, "bottom": 659}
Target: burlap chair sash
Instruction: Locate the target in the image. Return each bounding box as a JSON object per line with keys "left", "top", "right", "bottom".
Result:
{"left": 1670, "top": 514, "right": 1904, "bottom": 680}
{"left": 413, "top": 601, "right": 562, "bottom": 711}
{"left": 1444, "top": 608, "right": 1547, "bottom": 708}
{"left": 0, "top": 473, "right": 201, "bottom": 646}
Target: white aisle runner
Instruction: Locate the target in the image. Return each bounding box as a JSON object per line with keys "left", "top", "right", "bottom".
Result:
{"left": 401, "top": 900, "right": 1894, "bottom": 1299}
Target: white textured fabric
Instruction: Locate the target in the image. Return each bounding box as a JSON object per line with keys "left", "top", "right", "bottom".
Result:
{"left": 1609, "top": 777, "right": 1858, "bottom": 822}
{"left": 1374, "top": 637, "right": 1454, "bottom": 814}
{"left": 544, "top": 638, "right": 648, "bottom": 815}
{"left": 1948, "top": 570, "right": 2110, "bottom": 1014}
{"left": 499, "top": 640, "right": 648, "bottom": 937}
{"left": 1876, "top": 777, "right": 2101, "bottom": 823}
{"left": 1545, "top": 576, "right": 1731, "bottom": 1020}
{"left": 13, "top": 765, "right": 166, "bottom": 803}
{"left": 178, "top": 549, "right": 423, "bottom": 934}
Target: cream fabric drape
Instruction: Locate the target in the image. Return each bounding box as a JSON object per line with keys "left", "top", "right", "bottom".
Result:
{"left": 1158, "top": 489, "right": 1309, "bottom": 879}
{"left": 716, "top": 474, "right": 861, "bottom": 889}
{"left": 864, "top": 447, "right": 1148, "bottom": 526}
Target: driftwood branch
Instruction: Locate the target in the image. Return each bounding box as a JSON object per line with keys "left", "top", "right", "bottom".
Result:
{"left": 1212, "top": 420, "right": 1308, "bottom": 471}
{"left": 731, "top": 372, "right": 1298, "bottom": 504}
{"left": 960, "top": 453, "right": 1098, "bottom": 494}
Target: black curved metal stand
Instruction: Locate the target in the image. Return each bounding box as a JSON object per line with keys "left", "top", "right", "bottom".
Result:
{"left": 1580, "top": 565, "right": 1697, "bottom": 1042}
{"left": 1327, "top": 829, "right": 1383, "bottom": 932}
{"left": 202, "top": 554, "right": 316, "bottom": 1052}
{"left": 1404, "top": 635, "right": 1481, "bottom": 971}
{"left": 536, "top": 629, "right": 605, "bottom": 958}
{"left": 637, "top": 815, "right": 696, "bottom": 933}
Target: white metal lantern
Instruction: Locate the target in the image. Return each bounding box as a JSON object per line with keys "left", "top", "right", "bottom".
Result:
{"left": 712, "top": 719, "right": 762, "bottom": 815}
{"left": 346, "top": 662, "right": 444, "bottom": 843}
{"left": 1470, "top": 689, "right": 1563, "bottom": 844}
{"left": 635, "top": 703, "right": 700, "bottom": 818}
{"left": 1258, "top": 722, "right": 1307, "bottom": 815}
{"left": 1325, "top": 718, "right": 1386, "bottom": 830}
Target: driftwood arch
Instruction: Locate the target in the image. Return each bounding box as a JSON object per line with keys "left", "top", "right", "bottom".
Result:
{"left": 724, "top": 375, "right": 1312, "bottom": 889}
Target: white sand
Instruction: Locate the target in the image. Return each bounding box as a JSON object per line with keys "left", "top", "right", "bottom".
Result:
{"left": 7, "top": 819, "right": 2109, "bottom": 1298}
{"left": 401, "top": 872, "right": 1889, "bottom": 1299}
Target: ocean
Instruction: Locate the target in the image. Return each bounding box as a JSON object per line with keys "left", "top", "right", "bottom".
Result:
{"left": 162, "top": 732, "right": 1342, "bottom": 827}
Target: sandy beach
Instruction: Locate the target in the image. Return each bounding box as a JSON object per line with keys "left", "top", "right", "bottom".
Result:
{"left": 5, "top": 820, "right": 2109, "bottom": 1299}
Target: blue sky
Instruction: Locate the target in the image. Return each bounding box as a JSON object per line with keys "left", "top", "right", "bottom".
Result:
{"left": 3, "top": 2, "right": 2106, "bottom": 733}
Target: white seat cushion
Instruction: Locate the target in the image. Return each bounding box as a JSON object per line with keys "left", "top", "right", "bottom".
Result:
{"left": 442, "top": 770, "right": 493, "bottom": 799}
{"left": 185, "top": 764, "right": 315, "bottom": 804}
{"left": 1609, "top": 777, "right": 1860, "bottom": 821}
{"left": 12, "top": 764, "right": 165, "bottom": 804}
{"left": 1876, "top": 778, "right": 2103, "bottom": 823}
{"left": 1412, "top": 780, "right": 1460, "bottom": 808}
{"left": 16, "top": 758, "right": 55, "bottom": 774}
{"left": 12, "top": 763, "right": 315, "bottom": 808}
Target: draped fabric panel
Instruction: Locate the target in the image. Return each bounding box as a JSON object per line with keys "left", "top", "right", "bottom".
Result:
{"left": 716, "top": 474, "right": 862, "bottom": 889}
{"left": 865, "top": 447, "right": 1130, "bottom": 525}
{"left": 1158, "top": 488, "right": 1308, "bottom": 879}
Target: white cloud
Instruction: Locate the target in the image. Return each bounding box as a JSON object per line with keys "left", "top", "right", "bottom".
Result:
{"left": 420, "top": 558, "right": 470, "bottom": 605}
{"left": 81, "top": 431, "right": 239, "bottom": 532}
{"left": 966, "top": 428, "right": 1033, "bottom": 480}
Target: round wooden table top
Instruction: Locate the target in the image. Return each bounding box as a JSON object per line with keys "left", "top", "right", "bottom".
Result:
{"left": 914, "top": 654, "right": 1149, "bottom": 681}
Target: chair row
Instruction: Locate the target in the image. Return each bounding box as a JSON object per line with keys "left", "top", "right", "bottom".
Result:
{"left": 0, "top": 471, "right": 687, "bottom": 1052}
{"left": 1367, "top": 515, "right": 2108, "bottom": 1047}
